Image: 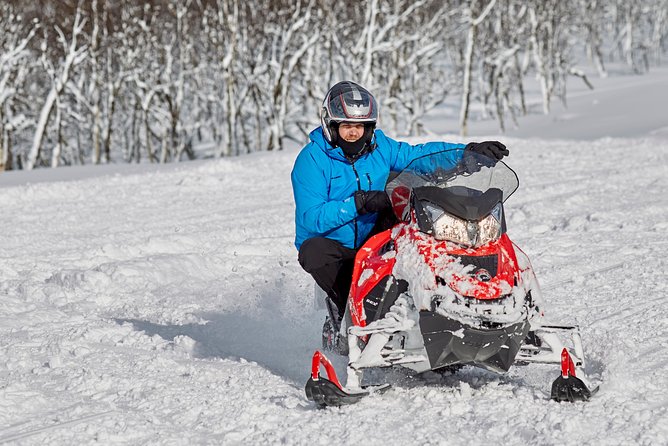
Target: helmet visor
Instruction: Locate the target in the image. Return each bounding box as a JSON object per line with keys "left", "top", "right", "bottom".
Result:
{"left": 328, "top": 88, "right": 378, "bottom": 123}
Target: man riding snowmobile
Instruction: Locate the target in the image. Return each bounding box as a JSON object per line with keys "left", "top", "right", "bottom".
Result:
{"left": 291, "top": 80, "right": 508, "bottom": 345}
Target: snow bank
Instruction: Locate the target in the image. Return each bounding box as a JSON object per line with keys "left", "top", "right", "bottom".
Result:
{"left": 1, "top": 77, "right": 668, "bottom": 444}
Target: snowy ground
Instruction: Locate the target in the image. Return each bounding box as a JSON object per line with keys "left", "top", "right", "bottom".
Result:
{"left": 1, "top": 71, "right": 668, "bottom": 445}
{"left": 424, "top": 65, "right": 668, "bottom": 141}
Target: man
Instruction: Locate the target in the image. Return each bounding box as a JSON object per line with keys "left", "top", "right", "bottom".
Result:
{"left": 291, "top": 80, "right": 508, "bottom": 330}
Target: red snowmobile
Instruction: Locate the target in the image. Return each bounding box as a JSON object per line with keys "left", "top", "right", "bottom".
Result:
{"left": 305, "top": 150, "right": 598, "bottom": 407}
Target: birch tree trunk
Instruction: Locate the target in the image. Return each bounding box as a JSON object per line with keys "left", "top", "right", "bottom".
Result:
{"left": 25, "top": 7, "right": 86, "bottom": 170}
{"left": 361, "top": 0, "right": 378, "bottom": 87}
{"left": 50, "top": 95, "right": 63, "bottom": 167}
{"left": 459, "top": 10, "right": 477, "bottom": 138}
{"left": 90, "top": 0, "right": 102, "bottom": 164}
{"left": 528, "top": 6, "right": 551, "bottom": 115}
{"left": 267, "top": 0, "right": 319, "bottom": 151}
{"left": 223, "top": 0, "right": 238, "bottom": 157}
{"left": 0, "top": 6, "right": 39, "bottom": 171}
{"left": 0, "top": 126, "right": 10, "bottom": 171}
{"left": 459, "top": 0, "right": 497, "bottom": 136}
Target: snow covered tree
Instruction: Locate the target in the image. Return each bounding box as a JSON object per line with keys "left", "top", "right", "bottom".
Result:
{"left": 459, "top": 0, "right": 497, "bottom": 136}
{"left": 579, "top": 0, "right": 608, "bottom": 78}
{"left": 0, "top": 5, "right": 39, "bottom": 171}
{"left": 1, "top": 0, "right": 667, "bottom": 169}
{"left": 24, "top": 3, "right": 87, "bottom": 169}
{"left": 262, "top": 0, "right": 320, "bottom": 151}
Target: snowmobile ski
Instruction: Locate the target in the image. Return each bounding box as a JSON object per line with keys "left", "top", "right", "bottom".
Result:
{"left": 305, "top": 351, "right": 389, "bottom": 408}
{"left": 550, "top": 348, "right": 599, "bottom": 402}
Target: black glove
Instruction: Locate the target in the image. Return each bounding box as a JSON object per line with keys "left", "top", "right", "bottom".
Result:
{"left": 465, "top": 141, "right": 509, "bottom": 160}
{"left": 355, "top": 190, "right": 391, "bottom": 215}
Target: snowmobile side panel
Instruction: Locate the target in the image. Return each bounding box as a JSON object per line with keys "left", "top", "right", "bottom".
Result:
{"left": 348, "top": 229, "right": 395, "bottom": 327}
{"left": 362, "top": 275, "right": 407, "bottom": 323}
{"left": 419, "top": 311, "right": 529, "bottom": 373}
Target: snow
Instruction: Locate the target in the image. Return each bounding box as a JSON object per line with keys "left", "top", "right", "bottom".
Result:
{"left": 424, "top": 65, "right": 668, "bottom": 141}
{"left": 1, "top": 71, "right": 668, "bottom": 445}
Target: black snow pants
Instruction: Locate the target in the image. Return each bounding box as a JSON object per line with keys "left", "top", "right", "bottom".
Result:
{"left": 298, "top": 237, "right": 356, "bottom": 318}
{"left": 297, "top": 208, "right": 398, "bottom": 319}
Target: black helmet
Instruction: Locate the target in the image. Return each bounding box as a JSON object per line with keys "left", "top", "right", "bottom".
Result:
{"left": 320, "top": 81, "right": 378, "bottom": 146}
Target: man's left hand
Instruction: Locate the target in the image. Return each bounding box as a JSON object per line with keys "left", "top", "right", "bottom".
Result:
{"left": 465, "top": 141, "right": 509, "bottom": 160}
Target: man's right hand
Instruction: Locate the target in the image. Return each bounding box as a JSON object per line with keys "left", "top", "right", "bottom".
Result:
{"left": 355, "top": 190, "right": 391, "bottom": 215}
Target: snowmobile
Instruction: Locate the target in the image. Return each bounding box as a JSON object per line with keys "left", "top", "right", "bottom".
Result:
{"left": 305, "top": 149, "right": 598, "bottom": 407}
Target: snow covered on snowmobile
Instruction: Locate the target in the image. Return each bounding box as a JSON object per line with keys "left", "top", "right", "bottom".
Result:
{"left": 305, "top": 150, "right": 598, "bottom": 407}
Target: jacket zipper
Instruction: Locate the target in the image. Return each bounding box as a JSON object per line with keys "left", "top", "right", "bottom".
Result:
{"left": 366, "top": 173, "right": 372, "bottom": 189}
{"left": 351, "top": 162, "right": 362, "bottom": 248}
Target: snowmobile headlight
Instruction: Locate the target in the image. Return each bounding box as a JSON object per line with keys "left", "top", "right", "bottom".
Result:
{"left": 431, "top": 210, "right": 471, "bottom": 246}
{"left": 477, "top": 213, "right": 502, "bottom": 246}
{"left": 431, "top": 203, "right": 502, "bottom": 247}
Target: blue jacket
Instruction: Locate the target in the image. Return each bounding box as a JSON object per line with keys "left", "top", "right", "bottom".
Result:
{"left": 291, "top": 127, "right": 465, "bottom": 250}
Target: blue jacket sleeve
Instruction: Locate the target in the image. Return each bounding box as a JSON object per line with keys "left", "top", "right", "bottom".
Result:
{"left": 376, "top": 130, "right": 466, "bottom": 171}
{"left": 291, "top": 150, "right": 358, "bottom": 236}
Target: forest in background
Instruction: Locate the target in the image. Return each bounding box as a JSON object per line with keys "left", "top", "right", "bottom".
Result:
{"left": 1, "top": 0, "right": 667, "bottom": 170}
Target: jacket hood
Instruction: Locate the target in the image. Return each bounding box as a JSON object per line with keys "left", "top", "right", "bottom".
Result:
{"left": 309, "top": 127, "right": 347, "bottom": 162}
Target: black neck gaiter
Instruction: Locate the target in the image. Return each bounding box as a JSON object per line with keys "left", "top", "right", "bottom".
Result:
{"left": 336, "top": 126, "right": 374, "bottom": 160}
{"left": 338, "top": 138, "right": 368, "bottom": 158}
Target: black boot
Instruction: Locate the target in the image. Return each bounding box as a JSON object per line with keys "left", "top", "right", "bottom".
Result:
{"left": 322, "top": 298, "right": 348, "bottom": 356}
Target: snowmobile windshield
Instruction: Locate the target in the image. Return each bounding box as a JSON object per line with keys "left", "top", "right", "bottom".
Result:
{"left": 386, "top": 149, "right": 519, "bottom": 222}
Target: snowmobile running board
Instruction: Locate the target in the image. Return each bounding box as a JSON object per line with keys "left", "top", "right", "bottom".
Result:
{"left": 305, "top": 351, "right": 390, "bottom": 408}
{"left": 550, "top": 348, "right": 599, "bottom": 402}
